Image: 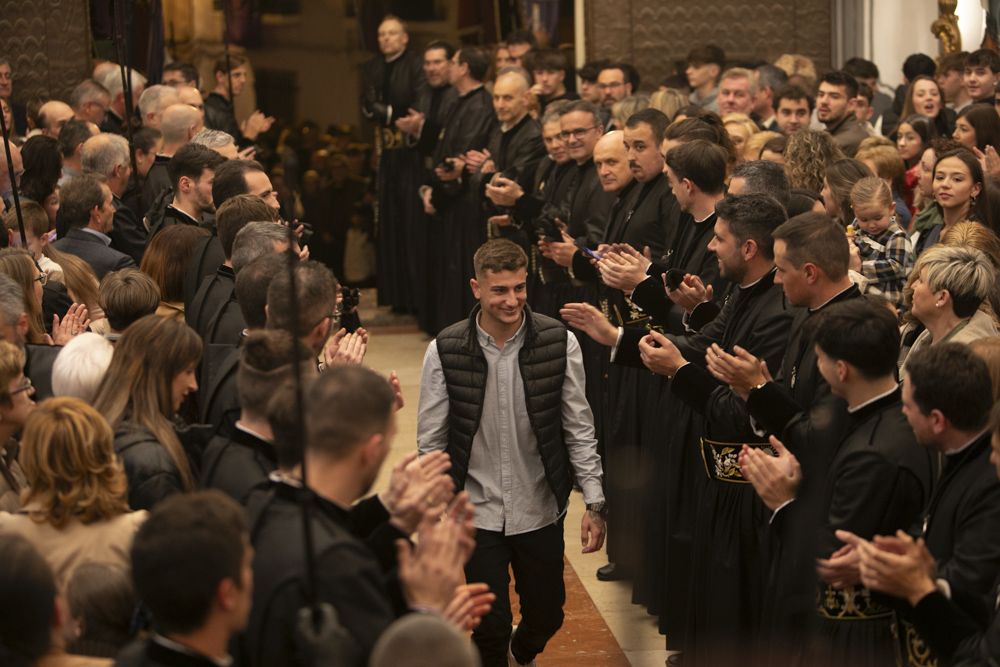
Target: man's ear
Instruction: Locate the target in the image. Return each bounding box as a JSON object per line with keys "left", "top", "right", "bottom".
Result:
{"left": 802, "top": 262, "right": 820, "bottom": 284}
{"left": 742, "top": 238, "right": 757, "bottom": 261}
{"left": 470, "top": 277, "right": 481, "bottom": 300}
{"left": 16, "top": 312, "right": 28, "bottom": 339}
{"left": 835, "top": 359, "right": 849, "bottom": 384}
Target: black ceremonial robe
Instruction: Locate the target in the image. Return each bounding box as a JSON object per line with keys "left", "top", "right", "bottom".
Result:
{"left": 896, "top": 431, "right": 1000, "bottom": 667}
{"left": 666, "top": 269, "right": 795, "bottom": 661}
{"left": 807, "top": 388, "right": 933, "bottom": 667}
{"left": 571, "top": 173, "right": 673, "bottom": 574}
{"left": 427, "top": 85, "right": 496, "bottom": 331}
{"left": 361, "top": 48, "right": 426, "bottom": 312}
{"left": 611, "top": 212, "right": 726, "bottom": 644}
{"left": 187, "top": 265, "right": 245, "bottom": 346}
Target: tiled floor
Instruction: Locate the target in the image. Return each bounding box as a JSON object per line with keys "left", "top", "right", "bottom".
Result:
{"left": 364, "top": 323, "right": 671, "bottom": 667}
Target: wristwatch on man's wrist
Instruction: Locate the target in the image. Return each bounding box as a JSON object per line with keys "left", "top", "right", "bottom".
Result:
{"left": 586, "top": 502, "right": 607, "bottom": 517}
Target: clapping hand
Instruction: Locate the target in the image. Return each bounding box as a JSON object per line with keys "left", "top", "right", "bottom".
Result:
{"left": 559, "top": 302, "right": 618, "bottom": 347}
{"left": 705, "top": 344, "right": 769, "bottom": 400}
{"left": 596, "top": 244, "right": 651, "bottom": 292}
{"left": 538, "top": 228, "right": 577, "bottom": 268}
{"left": 484, "top": 175, "right": 524, "bottom": 206}
{"left": 324, "top": 327, "right": 368, "bottom": 366}
{"left": 241, "top": 110, "right": 275, "bottom": 140}
{"left": 667, "top": 273, "right": 713, "bottom": 313}
{"left": 848, "top": 529, "right": 938, "bottom": 606}
{"left": 381, "top": 451, "right": 455, "bottom": 535}
{"left": 739, "top": 436, "right": 800, "bottom": 511}
{"left": 49, "top": 303, "right": 91, "bottom": 346}
{"left": 637, "top": 329, "right": 686, "bottom": 377}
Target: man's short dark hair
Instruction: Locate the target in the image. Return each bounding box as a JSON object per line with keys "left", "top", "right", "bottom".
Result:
{"left": 772, "top": 212, "right": 849, "bottom": 280}
{"left": 266, "top": 260, "right": 337, "bottom": 336}
{"left": 903, "top": 53, "right": 938, "bottom": 80}
{"left": 505, "top": 29, "right": 537, "bottom": 49}
{"left": 559, "top": 99, "right": 603, "bottom": 128}
{"left": 905, "top": 343, "right": 993, "bottom": 432}
{"left": 857, "top": 82, "right": 874, "bottom": 104}
{"left": 966, "top": 48, "right": 1000, "bottom": 74}
{"left": 731, "top": 160, "right": 791, "bottom": 207}
{"left": 528, "top": 48, "right": 568, "bottom": 73}
{"left": 131, "top": 491, "right": 247, "bottom": 635}
{"left": 457, "top": 47, "right": 491, "bottom": 83}
{"left": 59, "top": 174, "right": 105, "bottom": 229}
{"left": 773, "top": 83, "right": 815, "bottom": 112}
{"left": 938, "top": 51, "right": 970, "bottom": 76}
{"left": 98, "top": 268, "right": 160, "bottom": 332}
{"left": 842, "top": 57, "right": 880, "bottom": 81}
{"left": 578, "top": 59, "right": 610, "bottom": 84}
{"left": 163, "top": 61, "right": 200, "bottom": 87}
{"left": 238, "top": 329, "right": 312, "bottom": 416}
{"left": 214, "top": 54, "right": 248, "bottom": 76}
{"left": 57, "top": 120, "right": 94, "bottom": 159}
{"left": 212, "top": 159, "right": 266, "bottom": 209}
{"left": 132, "top": 127, "right": 162, "bottom": 154}
{"left": 236, "top": 252, "right": 285, "bottom": 329}
{"left": 306, "top": 365, "right": 396, "bottom": 461}
{"left": 687, "top": 44, "right": 726, "bottom": 70}
{"left": 473, "top": 239, "right": 527, "bottom": 277}
{"left": 665, "top": 139, "right": 727, "bottom": 195}
{"left": 625, "top": 107, "right": 670, "bottom": 144}
{"left": 714, "top": 193, "right": 786, "bottom": 260}
{"left": 167, "top": 143, "right": 227, "bottom": 191}
{"left": 814, "top": 299, "right": 900, "bottom": 379}
{"left": 216, "top": 194, "right": 277, "bottom": 260}
{"left": 756, "top": 64, "right": 788, "bottom": 92}
{"left": 267, "top": 378, "right": 313, "bottom": 469}
{"left": 602, "top": 62, "right": 640, "bottom": 90}
{"left": 820, "top": 70, "right": 859, "bottom": 99}
{"left": 424, "top": 40, "right": 455, "bottom": 61}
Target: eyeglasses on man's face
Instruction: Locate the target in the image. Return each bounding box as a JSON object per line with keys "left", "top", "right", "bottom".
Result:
{"left": 559, "top": 126, "right": 598, "bottom": 141}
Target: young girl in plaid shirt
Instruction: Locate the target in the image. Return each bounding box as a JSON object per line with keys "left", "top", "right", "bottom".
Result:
{"left": 848, "top": 177, "right": 914, "bottom": 311}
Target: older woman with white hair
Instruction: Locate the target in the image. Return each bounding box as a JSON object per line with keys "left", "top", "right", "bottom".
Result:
{"left": 51, "top": 332, "right": 114, "bottom": 402}
{"left": 899, "top": 245, "right": 999, "bottom": 370}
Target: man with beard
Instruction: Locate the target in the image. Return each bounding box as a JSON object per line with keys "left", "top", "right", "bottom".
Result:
{"left": 362, "top": 15, "right": 426, "bottom": 313}
{"left": 420, "top": 46, "right": 497, "bottom": 333}
{"left": 148, "top": 143, "right": 226, "bottom": 237}
{"left": 562, "top": 111, "right": 674, "bottom": 582}
{"left": 816, "top": 71, "right": 868, "bottom": 157}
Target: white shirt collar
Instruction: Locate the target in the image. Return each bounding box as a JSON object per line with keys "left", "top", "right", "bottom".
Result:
{"left": 847, "top": 384, "right": 898, "bottom": 413}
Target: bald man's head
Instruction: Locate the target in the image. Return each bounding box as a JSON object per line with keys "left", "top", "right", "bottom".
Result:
{"left": 594, "top": 130, "right": 632, "bottom": 193}
{"left": 493, "top": 67, "right": 532, "bottom": 127}
{"left": 177, "top": 86, "right": 203, "bottom": 110}
{"left": 160, "top": 103, "right": 204, "bottom": 148}
{"left": 38, "top": 100, "right": 74, "bottom": 138}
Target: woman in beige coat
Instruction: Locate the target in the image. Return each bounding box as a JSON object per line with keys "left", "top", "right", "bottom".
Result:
{"left": 0, "top": 397, "right": 146, "bottom": 591}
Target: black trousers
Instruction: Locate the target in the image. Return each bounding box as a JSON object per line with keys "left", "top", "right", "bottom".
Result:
{"left": 465, "top": 518, "right": 566, "bottom": 667}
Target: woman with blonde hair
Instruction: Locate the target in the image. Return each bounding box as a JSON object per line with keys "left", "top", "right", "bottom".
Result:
{"left": 0, "top": 397, "right": 146, "bottom": 590}
{"left": 649, "top": 88, "right": 687, "bottom": 121}
{"left": 92, "top": 315, "right": 202, "bottom": 510}
{"left": 610, "top": 94, "right": 649, "bottom": 130}
{"left": 774, "top": 53, "right": 817, "bottom": 91}
{"left": 940, "top": 220, "right": 1000, "bottom": 317}
{"left": 899, "top": 245, "right": 999, "bottom": 369}
{"left": 784, "top": 129, "right": 845, "bottom": 193}
{"left": 721, "top": 112, "right": 758, "bottom": 160}
{"left": 0, "top": 341, "right": 34, "bottom": 512}
{"left": 0, "top": 248, "right": 50, "bottom": 344}
{"left": 740, "top": 130, "right": 781, "bottom": 163}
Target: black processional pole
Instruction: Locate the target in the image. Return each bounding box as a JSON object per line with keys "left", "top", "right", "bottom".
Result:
{"left": 111, "top": 0, "right": 141, "bottom": 182}
{"left": 0, "top": 105, "right": 25, "bottom": 247}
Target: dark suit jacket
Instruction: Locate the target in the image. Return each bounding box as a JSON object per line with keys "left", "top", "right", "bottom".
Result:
{"left": 51, "top": 227, "right": 135, "bottom": 279}
{"left": 111, "top": 194, "right": 148, "bottom": 264}
{"left": 24, "top": 344, "right": 60, "bottom": 401}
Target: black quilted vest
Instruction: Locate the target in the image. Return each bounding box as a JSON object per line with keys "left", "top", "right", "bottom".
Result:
{"left": 435, "top": 305, "right": 573, "bottom": 511}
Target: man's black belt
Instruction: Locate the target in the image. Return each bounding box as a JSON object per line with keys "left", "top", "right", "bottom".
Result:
{"left": 816, "top": 583, "right": 894, "bottom": 621}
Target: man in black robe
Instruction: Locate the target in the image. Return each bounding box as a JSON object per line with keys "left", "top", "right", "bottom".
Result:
{"left": 753, "top": 300, "right": 933, "bottom": 666}
{"left": 484, "top": 106, "right": 576, "bottom": 319}
{"left": 397, "top": 40, "right": 457, "bottom": 333}
{"left": 470, "top": 66, "right": 545, "bottom": 252}
{"left": 362, "top": 15, "right": 427, "bottom": 313}
{"left": 419, "top": 46, "right": 497, "bottom": 333}
{"left": 618, "top": 194, "right": 794, "bottom": 662}
{"left": 203, "top": 55, "right": 273, "bottom": 151}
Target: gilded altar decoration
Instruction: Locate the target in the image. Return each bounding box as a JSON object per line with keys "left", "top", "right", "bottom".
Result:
{"left": 932, "top": 0, "right": 962, "bottom": 55}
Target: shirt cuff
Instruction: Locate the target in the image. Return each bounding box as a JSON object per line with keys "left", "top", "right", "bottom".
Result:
{"left": 935, "top": 578, "right": 952, "bottom": 600}
{"left": 609, "top": 326, "right": 624, "bottom": 362}
{"left": 580, "top": 479, "right": 605, "bottom": 506}
{"left": 769, "top": 498, "right": 795, "bottom": 524}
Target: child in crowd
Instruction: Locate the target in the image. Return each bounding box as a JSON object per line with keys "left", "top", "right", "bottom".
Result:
{"left": 4, "top": 201, "right": 61, "bottom": 279}
{"left": 848, "top": 176, "right": 913, "bottom": 311}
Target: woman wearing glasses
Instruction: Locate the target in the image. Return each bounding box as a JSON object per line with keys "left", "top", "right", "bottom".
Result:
{"left": 0, "top": 248, "right": 90, "bottom": 346}
{"left": 0, "top": 340, "right": 35, "bottom": 511}
{"left": 93, "top": 315, "right": 202, "bottom": 511}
